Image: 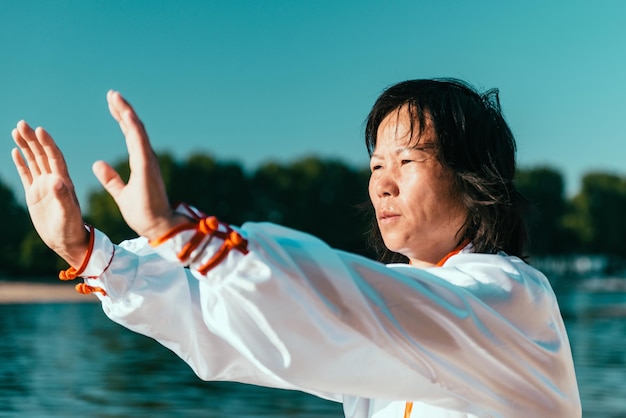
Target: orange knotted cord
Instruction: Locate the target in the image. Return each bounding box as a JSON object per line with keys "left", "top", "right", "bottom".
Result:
{"left": 75, "top": 282, "right": 107, "bottom": 295}
{"left": 403, "top": 239, "right": 470, "bottom": 417}
{"left": 148, "top": 221, "right": 198, "bottom": 247}
{"left": 56, "top": 224, "right": 109, "bottom": 296}
{"left": 177, "top": 217, "right": 220, "bottom": 262}
{"left": 197, "top": 228, "right": 249, "bottom": 275}
{"left": 149, "top": 214, "right": 249, "bottom": 274}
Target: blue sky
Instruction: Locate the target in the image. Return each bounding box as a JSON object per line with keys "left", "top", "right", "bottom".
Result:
{"left": 1, "top": 0, "right": 625, "bottom": 204}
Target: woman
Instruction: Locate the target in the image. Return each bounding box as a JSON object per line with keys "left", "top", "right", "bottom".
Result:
{"left": 11, "top": 79, "right": 581, "bottom": 417}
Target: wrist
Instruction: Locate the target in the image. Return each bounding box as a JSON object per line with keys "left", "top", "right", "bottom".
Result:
{"left": 143, "top": 212, "right": 193, "bottom": 242}
{"left": 55, "top": 226, "right": 91, "bottom": 268}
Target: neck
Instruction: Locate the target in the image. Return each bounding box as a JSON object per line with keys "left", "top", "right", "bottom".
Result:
{"left": 409, "top": 259, "right": 436, "bottom": 268}
{"left": 409, "top": 239, "right": 469, "bottom": 267}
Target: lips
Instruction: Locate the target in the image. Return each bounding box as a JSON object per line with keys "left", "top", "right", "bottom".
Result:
{"left": 378, "top": 210, "right": 401, "bottom": 223}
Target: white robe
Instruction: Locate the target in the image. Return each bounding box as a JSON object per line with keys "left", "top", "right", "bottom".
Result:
{"left": 78, "top": 219, "right": 581, "bottom": 418}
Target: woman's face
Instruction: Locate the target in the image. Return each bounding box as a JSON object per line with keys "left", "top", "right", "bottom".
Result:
{"left": 368, "top": 106, "right": 468, "bottom": 266}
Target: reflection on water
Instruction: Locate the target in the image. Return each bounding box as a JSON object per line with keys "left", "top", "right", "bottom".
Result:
{"left": 0, "top": 291, "right": 624, "bottom": 417}
{"left": 558, "top": 291, "right": 626, "bottom": 417}
{"left": 0, "top": 303, "right": 342, "bottom": 417}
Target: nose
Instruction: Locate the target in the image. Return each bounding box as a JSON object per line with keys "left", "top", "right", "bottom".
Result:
{"left": 371, "top": 169, "right": 399, "bottom": 198}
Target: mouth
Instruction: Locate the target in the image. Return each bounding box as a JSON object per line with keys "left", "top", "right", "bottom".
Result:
{"left": 378, "top": 211, "right": 401, "bottom": 223}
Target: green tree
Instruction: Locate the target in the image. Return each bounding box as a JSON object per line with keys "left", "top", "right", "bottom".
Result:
{"left": 250, "top": 157, "right": 371, "bottom": 255}
{"left": 17, "top": 230, "right": 63, "bottom": 275}
{"left": 82, "top": 153, "right": 373, "bottom": 259}
{"left": 85, "top": 152, "right": 252, "bottom": 240}
{"left": 515, "top": 166, "right": 576, "bottom": 255}
{"left": 564, "top": 172, "right": 626, "bottom": 256}
{"left": 169, "top": 152, "right": 251, "bottom": 225}
{"left": 0, "top": 179, "right": 32, "bottom": 275}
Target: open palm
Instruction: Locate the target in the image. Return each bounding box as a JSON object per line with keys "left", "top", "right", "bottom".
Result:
{"left": 11, "top": 121, "right": 88, "bottom": 267}
{"left": 92, "top": 91, "right": 184, "bottom": 241}
{"left": 11, "top": 91, "right": 188, "bottom": 269}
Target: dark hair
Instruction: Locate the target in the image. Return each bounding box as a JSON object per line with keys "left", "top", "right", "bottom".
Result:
{"left": 365, "top": 78, "right": 528, "bottom": 263}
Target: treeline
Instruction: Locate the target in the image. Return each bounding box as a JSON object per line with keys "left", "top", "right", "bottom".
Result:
{"left": 0, "top": 153, "right": 372, "bottom": 277}
{"left": 1, "top": 152, "right": 625, "bottom": 277}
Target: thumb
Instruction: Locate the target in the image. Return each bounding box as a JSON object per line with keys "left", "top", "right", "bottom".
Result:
{"left": 93, "top": 160, "right": 125, "bottom": 199}
{"left": 50, "top": 176, "right": 74, "bottom": 201}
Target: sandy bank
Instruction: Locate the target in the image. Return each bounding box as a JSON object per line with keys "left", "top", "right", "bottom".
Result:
{"left": 0, "top": 281, "right": 98, "bottom": 304}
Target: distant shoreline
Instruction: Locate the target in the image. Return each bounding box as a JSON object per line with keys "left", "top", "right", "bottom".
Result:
{"left": 0, "top": 280, "right": 98, "bottom": 304}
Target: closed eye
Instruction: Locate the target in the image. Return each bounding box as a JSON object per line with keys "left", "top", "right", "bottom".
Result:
{"left": 404, "top": 153, "right": 430, "bottom": 163}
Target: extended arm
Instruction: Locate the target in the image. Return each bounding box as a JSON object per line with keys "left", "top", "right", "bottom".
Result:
{"left": 11, "top": 92, "right": 580, "bottom": 417}
{"left": 81, "top": 218, "right": 580, "bottom": 417}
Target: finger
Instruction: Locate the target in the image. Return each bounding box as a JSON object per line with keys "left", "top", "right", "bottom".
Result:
{"left": 107, "top": 90, "right": 127, "bottom": 136}
{"left": 92, "top": 160, "right": 126, "bottom": 199}
{"left": 17, "top": 120, "right": 51, "bottom": 175}
{"left": 35, "top": 126, "right": 73, "bottom": 182}
{"left": 11, "top": 146, "right": 33, "bottom": 190}
{"left": 108, "top": 89, "right": 137, "bottom": 118}
{"left": 123, "top": 110, "right": 155, "bottom": 170}
{"left": 107, "top": 91, "right": 154, "bottom": 167}
{"left": 107, "top": 90, "right": 146, "bottom": 139}
{"left": 13, "top": 121, "right": 42, "bottom": 177}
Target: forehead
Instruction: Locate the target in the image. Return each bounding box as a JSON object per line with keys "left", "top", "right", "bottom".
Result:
{"left": 376, "top": 105, "right": 436, "bottom": 148}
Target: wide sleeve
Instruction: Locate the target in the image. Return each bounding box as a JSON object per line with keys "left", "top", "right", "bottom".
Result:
{"left": 79, "top": 219, "right": 580, "bottom": 418}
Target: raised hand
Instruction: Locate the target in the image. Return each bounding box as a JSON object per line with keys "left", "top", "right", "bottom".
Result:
{"left": 11, "top": 122, "right": 88, "bottom": 267}
{"left": 92, "top": 91, "right": 188, "bottom": 241}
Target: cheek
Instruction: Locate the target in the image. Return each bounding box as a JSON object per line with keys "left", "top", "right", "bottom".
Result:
{"left": 407, "top": 169, "right": 455, "bottom": 213}
{"left": 433, "top": 173, "right": 465, "bottom": 219}
{"left": 401, "top": 172, "right": 430, "bottom": 204}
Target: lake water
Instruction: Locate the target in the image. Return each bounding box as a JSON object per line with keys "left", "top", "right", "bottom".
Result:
{"left": 0, "top": 290, "right": 625, "bottom": 417}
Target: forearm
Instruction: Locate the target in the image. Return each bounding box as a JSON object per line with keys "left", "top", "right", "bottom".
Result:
{"left": 77, "top": 230, "right": 275, "bottom": 385}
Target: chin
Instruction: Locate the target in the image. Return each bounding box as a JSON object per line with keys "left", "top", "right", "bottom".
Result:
{"left": 381, "top": 232, "right": 409, "bottom": 251}
{"left": 381, "top": 240, "right": 407, "bottom": 257}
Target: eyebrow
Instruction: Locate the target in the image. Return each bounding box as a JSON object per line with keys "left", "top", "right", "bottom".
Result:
{"left": 408, "top": 143, "right": 435, "bottom": 151}
{"left": 370, "top": 143, "right": 435, "bottom": 159}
